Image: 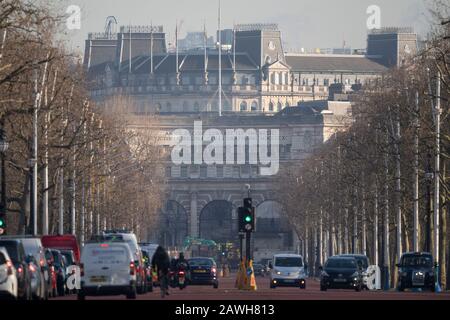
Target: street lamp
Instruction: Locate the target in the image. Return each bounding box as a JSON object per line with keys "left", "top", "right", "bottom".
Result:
{"left": 0, "top": 128, "right": 9, "bottom": 235}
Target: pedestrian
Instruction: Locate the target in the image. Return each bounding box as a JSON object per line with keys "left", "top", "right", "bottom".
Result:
{"left": 151, "top": 245, "right": 171, "bottom": 297}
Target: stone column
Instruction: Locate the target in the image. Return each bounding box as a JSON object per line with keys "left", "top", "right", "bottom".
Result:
{"left": 190, "top": 192, "right": 198, "bottom": 237}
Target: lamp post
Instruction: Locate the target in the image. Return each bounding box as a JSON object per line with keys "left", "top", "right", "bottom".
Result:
{"left": 0, "top": 128, "right": 9, "bottom": 235}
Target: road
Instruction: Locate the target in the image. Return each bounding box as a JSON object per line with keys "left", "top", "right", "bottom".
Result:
{"left": 54, "top": 273, "right": 450, "bottom": 300}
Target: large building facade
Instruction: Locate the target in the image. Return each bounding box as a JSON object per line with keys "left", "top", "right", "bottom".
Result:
{"left": 85, "top": 23, "right": 416, "bottom": 260}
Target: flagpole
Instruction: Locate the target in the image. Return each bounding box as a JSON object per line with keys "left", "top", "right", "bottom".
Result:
{"left": 218, "top": 0, "right": 222, "bottom": 116}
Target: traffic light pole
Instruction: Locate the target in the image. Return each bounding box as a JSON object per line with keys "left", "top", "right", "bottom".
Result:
{"left": 245, "top": 231, "right": 251, "bottom": 261}
{"left": 239, "top": 233, "right": 244, "bottom": 261}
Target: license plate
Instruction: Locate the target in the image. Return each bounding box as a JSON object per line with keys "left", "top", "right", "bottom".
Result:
{"left": 179, "top": 279, "right": 185, "bottom": 285}
{"left": 334, "top": 278, "right": 347, "bottom": 283}
{"left": 90, "top": 276, "right": 107, "bottom": 283}
{"left": 194, "top": 270, "right": 207, "bottom": 273}
{"left": 283, "top": 280, "right": 295, "bottom": 283}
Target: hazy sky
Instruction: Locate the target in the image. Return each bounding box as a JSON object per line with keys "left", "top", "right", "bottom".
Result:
{"left": 58, "top": 0, "right": 432, "bottom": 55}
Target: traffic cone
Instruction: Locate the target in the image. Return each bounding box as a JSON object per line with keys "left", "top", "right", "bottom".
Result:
{"left": 248, "top": 260, "right": 257, "bottom": 291}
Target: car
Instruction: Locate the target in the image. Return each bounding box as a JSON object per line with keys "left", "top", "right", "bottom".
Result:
{"left": 396, "top": 252, "right": 435, "bottom": 292}
{"left": 1, "top": 236, "right": 50, "bottom": 300}
{"left": 44, "top": 248, "right": 58, "bottom": 297}
{"left": 141, "top": 249, "right": 153, "bottom": 292}
{"left": 139, "top": 243, "right": 159, "bottom": 287}
{"left": 102, "top": 231, "right": 147, "bottom": 293}
{"left": 78, "top": 241, "right": 137, "bottom": 300}
{"left": 337, "top": 254, "right": 370, "bottom": 289}
{"left": 0, "top": 247, "right": 18, "bottom": 299}
{"left": 188, "top": 257, "right": 219, "bottom": 288}
{"left": 253, "top": 263, "right": 265, "bottom": 277}
{"left": 26, "top": 254, "right": 44, "bottom": 299}
{"left": 41, "top": 235, "right": 81, "bottom": 264}
{"left": 59, "top": 249, "right": 76, "bottom": 267}
{"left": 320, "top": 256, "right": 364, "bottom": 291}
{"left": 0, "top": 239, "right": 32, "bottom": 300}
{"left": 269, "top": 254, "right": 306, "bottom": 289}
{"left": 46, "top": 249, "right": 67, "bottom": 296}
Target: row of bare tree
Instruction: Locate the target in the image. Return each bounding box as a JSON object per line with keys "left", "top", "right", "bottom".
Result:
{"left": 277, "top": 3, "right": 449, "bottom": 289}
{"left": 0, "top": 0, "right": 166, "bottom": 242}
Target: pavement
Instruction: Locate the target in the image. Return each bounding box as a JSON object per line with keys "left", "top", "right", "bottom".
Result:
{"left": 53, "top": 273, "right": 450, "bottom": 300}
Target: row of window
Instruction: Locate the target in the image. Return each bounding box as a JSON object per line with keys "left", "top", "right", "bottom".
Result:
{"left": 167, "top": 165, "right": 261, "bottom": 179}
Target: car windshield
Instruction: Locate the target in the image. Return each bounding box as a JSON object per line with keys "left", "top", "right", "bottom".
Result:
{"left": 51, "top": 251, "right": 62, "bottom": 264}
{"left": 402, "top": 256, "right": 433, "bottom": 267}
{"left": 189, "top": 259, "right": 213, "bottom": 267}
{"left": 275, "top": 257, "right": 303, "bottom": 267}
{"left": 60, "top": 251, "right": 74, "bottom": 265}
{"left": 84, "top": 246, "right": 128, "bottom": 265}
{"left": 326, "top": 258, "right": 357, "bottom": 269}
{"left": 0, "top": 242, "right": 19, "bottom": 263}
{"left": 341, "top": 256, "right": 369, "bottom": 269}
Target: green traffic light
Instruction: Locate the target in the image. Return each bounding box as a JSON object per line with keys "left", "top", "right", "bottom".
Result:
{"left": 0, "top": 219, "right": 4, "bottom": 227}
{"left": 245, "top": 216, "right": 252, "bottom": 223}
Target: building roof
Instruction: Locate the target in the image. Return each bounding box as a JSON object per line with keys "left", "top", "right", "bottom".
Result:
{"left": 285, "top": 54, "right": 387, "bottom": 73}
{"left": 103, "top": 52, "right": 259, "bottom": 76}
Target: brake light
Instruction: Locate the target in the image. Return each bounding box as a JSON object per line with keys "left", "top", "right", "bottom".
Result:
{"left": 29, "top": 264, "right": 36, "bottom": 273}
{"left": 100, "top": 244, "right": 109, "bottom": 248}
{"left": 6, "top": 260, "right": 13, "bottom": 275}
{"left": 80, "top": 263, "right": 84, "bottom": 277}
{"left": 179, "top": 271, "right": 185, "bottom": 275}
{"left": 40, "top": 258, "right": 45, "bottom": 267}
{"left": 17, "top": 266, "right": 23, "bottom": 274}
{"left": 130, "top": 261, "right": 135, "bottom": 275}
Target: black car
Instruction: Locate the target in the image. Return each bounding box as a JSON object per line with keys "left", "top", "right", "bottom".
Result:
{"left": 320, "top": 256, "right": 364, "bottom": 291}
{"left": 337, "top": 254, "right": 370, "bottom": 288}
{"left": 0, "top": 239, "right": 32, "bottom": 300}
{"left": 396, "top": 252, "right": 435, "bottom": 292}
{"left": 253, "top": 263, "right": 265, "bottom": 277}
{"left": 188, "top": 257, "right": 219, "bottom": 289}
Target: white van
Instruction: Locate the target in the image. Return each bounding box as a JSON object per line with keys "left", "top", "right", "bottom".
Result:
{"left": 269, "top": 253, "right": 307, "bottom": 289}
{"left": 78, "top": 242, "right": 137, "bottom": 300}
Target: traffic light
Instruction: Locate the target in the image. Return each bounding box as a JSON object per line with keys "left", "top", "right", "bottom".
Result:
{"left": 0, "top": 215, "right": 6, "bottom": 235}
{"left": 238, "top": 198, "right": 255, "bottom": 233}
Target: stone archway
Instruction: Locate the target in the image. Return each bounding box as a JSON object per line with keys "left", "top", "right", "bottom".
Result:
{"left": 160, "top": 200, "right": 188, "bottom": 248}
{"left": 199, "top": 200, "right": 233, "bottom": 243}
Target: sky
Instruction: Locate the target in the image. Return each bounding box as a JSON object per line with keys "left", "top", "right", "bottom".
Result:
{"left": 57, "top": 0, "right": 432, "bottom": 56}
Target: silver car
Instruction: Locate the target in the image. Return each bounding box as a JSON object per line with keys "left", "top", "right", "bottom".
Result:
{"left": 269, "top": 254, "right": 307, "bottom": 289}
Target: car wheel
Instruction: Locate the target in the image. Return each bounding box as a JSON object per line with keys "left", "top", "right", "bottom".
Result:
{"left": 148, "top": 282, "right": 153, "bottom": 292}
{"left": 213, "top": 282, "right": 219, "bottom": 289}
{"left": 270, "top": 284, "right": 276, "bottom": 289}
{"left": 397, "top": 284, "right": 405, "bottom": 292}
{"left": 320, "top": 285, "right": 327, "bottom": 291}
{"left": 355, "top": 284, "right": 362, "bottom": 292}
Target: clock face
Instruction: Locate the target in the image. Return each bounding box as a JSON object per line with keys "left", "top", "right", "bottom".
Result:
{"left": 268, "top": 41, "right": 276, "bottom": 50}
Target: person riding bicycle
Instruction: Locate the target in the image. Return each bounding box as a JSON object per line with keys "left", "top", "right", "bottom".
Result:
{"left": 151, "top": 246, "right": 170, "bottom": 297}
